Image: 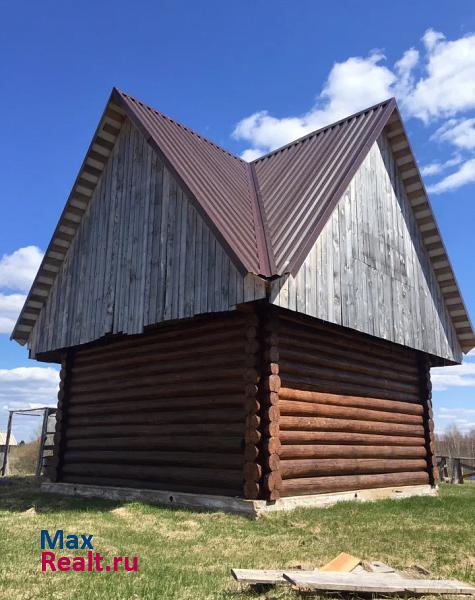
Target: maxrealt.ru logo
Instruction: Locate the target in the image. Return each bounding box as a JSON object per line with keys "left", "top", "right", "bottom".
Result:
{"left": 40, "top": 530, "right": 138, "bottom": 573}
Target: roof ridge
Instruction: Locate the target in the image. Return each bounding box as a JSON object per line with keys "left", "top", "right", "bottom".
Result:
{"left": 251, "top": 97, "right": 395, "bottom": 164}
{"left": 246, "top": 162, "right": 275, "bottom": 276}
{"left": 115, "top": 88, "right": 246, "bottom": 164}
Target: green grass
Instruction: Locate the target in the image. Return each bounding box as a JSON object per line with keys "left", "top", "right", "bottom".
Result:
{"left": 0, "top": 478, "right": 474, "bottom": 599}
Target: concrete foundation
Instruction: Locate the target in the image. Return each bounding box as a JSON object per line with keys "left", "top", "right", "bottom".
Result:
{"left": 41, "top": 482, "right": 437, "bottom": 518}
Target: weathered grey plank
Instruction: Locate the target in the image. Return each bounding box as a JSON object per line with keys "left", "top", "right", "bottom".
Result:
{"left": 271, "top": 133, "right": 461, "bottom": 363}
{"left": 29, "top": 118, "right": 265, "bottom": 355}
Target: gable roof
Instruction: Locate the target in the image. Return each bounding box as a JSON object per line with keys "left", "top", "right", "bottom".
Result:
{"left": 11, "top": 90, "right": 475, "bottom": 354}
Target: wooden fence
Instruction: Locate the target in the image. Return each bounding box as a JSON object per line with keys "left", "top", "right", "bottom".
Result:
{"left": 437, "top": 455, "right": 475, "bottom": 484}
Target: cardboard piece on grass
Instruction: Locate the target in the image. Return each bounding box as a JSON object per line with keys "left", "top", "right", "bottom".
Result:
{"left": 320, "top": 552, "right": 361, "bottom": 572}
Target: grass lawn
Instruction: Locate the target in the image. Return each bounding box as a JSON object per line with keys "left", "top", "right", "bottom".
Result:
{"left": 0, "top": 478, "right": 474, "bottom": 599}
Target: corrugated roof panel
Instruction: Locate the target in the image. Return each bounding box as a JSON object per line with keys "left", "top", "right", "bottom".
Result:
{"left": 253, "top": 100, "right": 394, "bottom": 273}
{"left": 114, "top": 90, "right": 268, "bottom": 275}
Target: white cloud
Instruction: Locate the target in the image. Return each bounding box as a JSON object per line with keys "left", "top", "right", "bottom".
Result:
{"left": 431, "top": 361, "right": 475, "bottom": 391}
{"left": 0, "top": 293, "right": 26, "bottom": 334}
{"left": 0, "top": 246, "right": 43, "bottom": 336}
{"left": 0, "top": 246, "right": 43, "bottom": 293}
{"left": 233, "top": 28, "right": 475, "bottom": 195}
{"left": 420, "top": 155, "right": 462, "bottom": 176}
{"left": 435, "top": 407, "right": 475, "bottom": 433}
{"left": 402, "top": 29, "right": 475, "bottom": 122}
{"left": 0, "top": 366, "right": 59, "bottom": 440}
{"left": 427, "top": 158, "right": 475, "bottom": 193}
{"left": 233, "top": 51, "right": 395, "bottom": 157}
{"left": 433, "top": 118, "right": 475, "bottom": 150}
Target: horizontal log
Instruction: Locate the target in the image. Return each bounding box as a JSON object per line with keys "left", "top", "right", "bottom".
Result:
{"left": 279, "top": 400, "right": 422, "bottom": 426}
{"left": 280, "top": 416, "right": 424, "bottom": 437}
{"left": 69, "top": 366, "right": 245, "bottom": 396}
{"left": 63, "top": 450, "right": 244, "bottom": 469}
{"left": 243, "top": 462, "right": 262, "bottom": 481}
{"left": 280, "top": 361, "right": 419, "bottom": 395}
{"left": 72, "top": 352, "right": 245, "bottom": 386}
{"left": 244, "top": 444, "right": 259, "bottom": 461}
{"left": 277, "top": 313, "right": 417, "bottom": 368}
{"left": 62, "top": 462, "right": 243, "bottom": 487}
{"left": 66, "top": 422, "right": 245, "bottom": 440}
{"left": 75, "top": 317, "right": 246, "bottom": 362}
{"left": 67, "top": 407, "right": 246, "bottom": 428}
{"left": 280, "top": 350, "right": 419, "bottom": 386}
{"left": 73, "top": 332, "right": 245, "bottom": 372}
{"left": 66, "top": 435, "right": 244, "bottom": 453}
{"left": 279, "top": 471, "right": 430, "bottom": 497}
{"left": 61, "top": 474, "right": 242, "bottom": 497}
{"left": 266, "top": 438, "right": 282, "bottom": 455}
{"left": 280, "top": 430, "right": 425, "bottom": 446}
{"left": 243, "top": 480, "right": 260, "bottom": 499}
{"left": 245, "top": 429, "right": 261, "bottom": 444}
{"left": 267, "top": 454, "right": 281, "bottom": 471}
{"left": 278, "top": 334, "right": 418, "bottom": 377}
{"left": 279, "top": 388, "right": 422, "bottom": 413}
{"left": 68, "top": 380, "right": 245, "bottom": 404}
{"left": 280, "top": 458, "right": 428, "bottom": 479}
{"left": 264, "top": 470, "right": 282, "bottom": 491}
{"left": 281, "top": 374, "right": 420, "bottom": 403}
{"left": 279, "top": 445, "right": 427, "bottom": 460}
{"left": 68, "top": 394, "right": 245, "bottom": 417}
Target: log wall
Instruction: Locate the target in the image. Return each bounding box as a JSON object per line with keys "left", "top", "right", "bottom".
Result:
{"left": 45, "top": 312, "right": 253, "bottom": 496}
{"left": 45, "top": 305, "right": 436, "bottom": 501}
{"left": 264, "top": 308, "right": 433, "bottom": 499}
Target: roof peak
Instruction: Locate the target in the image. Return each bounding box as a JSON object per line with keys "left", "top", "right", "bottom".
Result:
{"left": 113, "top": 88, "right": 247, "bottom": 164}
{"left": 251, "top": 98, "right": 396, "bottom": 164}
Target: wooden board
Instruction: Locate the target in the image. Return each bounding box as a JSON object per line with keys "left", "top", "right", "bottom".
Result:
{"left": 320, "top": 553, "right": 361, "bottom": 572}
{"left": 270, "top": 133, "right": 461, "bottom": 363}
{"left": 283, "top": 571, "right": 475, "bottom": 594}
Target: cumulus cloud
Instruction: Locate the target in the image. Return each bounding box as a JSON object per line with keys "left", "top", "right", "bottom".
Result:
{"left": 431, "top": 361, "right": 475, "bottom": 391}
{"left": 435, "top": 407, "right": 475, "bottom": 433}
{"left": 233, "top": 28, "right": 475, "bottom": 194}
{"left": 233, "top": 52, "right": 395, "bottom": 158}
{"left": 0, "top": 367, "right": 60, "bottom": 440}
{"left": 0, "top": 293, "right": 26, "bottom": 334}
{"left": 0, "top": 246, "right": 43, "bottom": 293}
{"left": 432, "top": 118, "right": 475, "bottom": 150}
{"left": 0, "top": 246, "right": 43, "bottom": 336}
{"left": 427, "top": 158, "right": 475, "bottom": 193}
{"left": 402, "top": 29, "right": 475, "bottom": 122}
{"left": 420, "top": 155, "right": 463, "bottom": 177}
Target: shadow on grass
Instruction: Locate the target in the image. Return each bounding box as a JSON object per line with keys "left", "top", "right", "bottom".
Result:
{"left": 0, "top": 476, "right": 124, "bottom": 513}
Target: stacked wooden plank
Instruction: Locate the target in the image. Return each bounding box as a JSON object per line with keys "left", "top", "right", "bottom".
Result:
{"left": 269, "top": 309, "right": 431, "bottom": 498}
{"left": 45, "top": 313, "right": 250, "bottom": 496}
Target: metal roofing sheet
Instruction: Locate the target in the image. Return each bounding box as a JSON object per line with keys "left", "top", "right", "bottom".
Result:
{"left": 10, "top": 91, "right": 474, "bottom": 354}
{"left": 253, "top": 99, "right": 395, "bottom": 274}
{"left": 114, "top": 90, "right": 271, "bottom": 275}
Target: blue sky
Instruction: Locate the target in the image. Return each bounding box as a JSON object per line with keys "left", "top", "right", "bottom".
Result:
{"left": 1, "top": 1, "right": 474, "bottom": 440}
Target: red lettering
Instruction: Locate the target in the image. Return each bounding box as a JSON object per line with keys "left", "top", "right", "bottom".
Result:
{"left": 113, "top": 556, "right": 122, "bottom": 572}
{"left": 124, "top": 556, "right": 138, "bottom": 572}
{"left": 72, "top": 557, "right": 85, "bottom": 572}
{"left": 41, "top": 551, "right": 56, "bottom": 572}
{"left": 57, "top": 556, "right": 71, "bottom": 571}
{"left": 94, "top": 552, "right": 104, "bottom": 571}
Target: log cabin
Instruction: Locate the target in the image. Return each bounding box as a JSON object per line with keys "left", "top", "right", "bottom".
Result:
{"left": 12, "top": 89, "right": 475, "bottom": 512}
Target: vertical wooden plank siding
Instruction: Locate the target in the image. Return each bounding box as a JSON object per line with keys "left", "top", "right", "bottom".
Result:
{"left": 47, "top": 313, "right": 250, "bottom": 496}
{"left": 270, "top": 134, "right": 461, "bottom": 364}
{"left": 28, "top": 119, "right": 266, "bottom": 356}
{"left": 267, "top": 308, "right": 431, "bottom": 498}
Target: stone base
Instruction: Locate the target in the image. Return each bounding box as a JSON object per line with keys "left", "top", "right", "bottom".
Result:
{"left": 41, "top": 482, "right": 437, "bottom": 518}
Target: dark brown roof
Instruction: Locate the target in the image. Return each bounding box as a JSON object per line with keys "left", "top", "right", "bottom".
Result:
{"left": 114, "top": 90, "right": 272, "bottom": 276}
{"left": 253, "top": 99, "right": 395, "bottom": 273}
{"left": 11, "top": 90, "right": 474, "bottom": 353}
